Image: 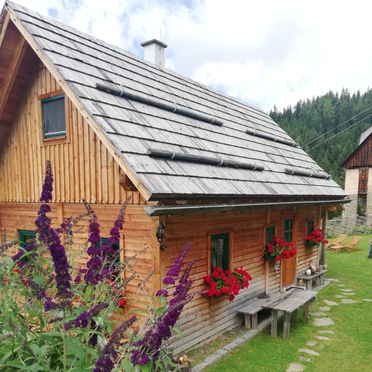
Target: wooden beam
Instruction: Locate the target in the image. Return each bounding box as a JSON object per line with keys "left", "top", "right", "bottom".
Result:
{"left": 0, "top": 34, "right": 26, "bottom": 116}
{"left": 6, "top": 5, "right": 153, "bottom": 202}
{"left": 0, "top": 12, "right": 10, "bottom": 49}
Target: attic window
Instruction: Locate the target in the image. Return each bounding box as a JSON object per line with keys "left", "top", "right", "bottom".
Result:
{"left": 41, "top": 94, "right": 66, "bottom": 139}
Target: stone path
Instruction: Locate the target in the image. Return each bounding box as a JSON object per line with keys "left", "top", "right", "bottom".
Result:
{"left": 286, "top": 281, "right": 360, "bottom": 372}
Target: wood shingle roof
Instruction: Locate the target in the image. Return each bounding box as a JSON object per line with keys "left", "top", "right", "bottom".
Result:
{"left": 3, "top": 1, "right": 346, "bottom": 201}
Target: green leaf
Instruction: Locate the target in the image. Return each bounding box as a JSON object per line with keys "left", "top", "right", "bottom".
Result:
{"left": 2, "top": 256, "right": 14, "bottom": 269}
{"left": 32, "top": 273, "right": 45, "bottom": 286}
{"left": 85, "top": 284, "right": 93, "bottom": 302}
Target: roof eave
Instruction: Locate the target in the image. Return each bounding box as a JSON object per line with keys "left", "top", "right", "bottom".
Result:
{"left": 144, "top": 197, "right": 351, "bottom": 216}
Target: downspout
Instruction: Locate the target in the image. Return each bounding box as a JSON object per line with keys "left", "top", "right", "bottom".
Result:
{"left": 320, "top": 211, "right": 328, "bottom": 267}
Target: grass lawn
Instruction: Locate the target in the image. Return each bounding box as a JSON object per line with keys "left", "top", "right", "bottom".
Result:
{"left": 194, "top": 235, "right": 372, "bottom": 371}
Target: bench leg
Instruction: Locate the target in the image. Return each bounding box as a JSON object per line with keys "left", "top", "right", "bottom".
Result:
{"left": 251, "top": 313, "right": 258, "bottom": 329}
{"left": 293, "top": 309, "right": 298, "bottom": 322}
{"left": 283, "top": 312, "right": 291, "bottom": 339}
{"left": 320, "top": 275, "right": 325, "bottom": 285}
{"left": 303, "top": 302, "right": 310, "bottom": 321}
{"left": 307, "top": 280, "right": 312, "bottom": 290}
{"left": 244, "top": 314, "right": 251, "bottom": 329}
{"left": 271, "top": 310, "right": 278, "bottom": 337}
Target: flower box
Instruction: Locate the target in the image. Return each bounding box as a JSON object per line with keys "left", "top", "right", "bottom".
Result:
{"left": 203, "top": 267, "right": 252, "bottom": 302}
{"left": 263, "top": 236, "right": 296, "bottom": 261}
{"left": 306, "top": 228, "right": 327, "bottom": 249}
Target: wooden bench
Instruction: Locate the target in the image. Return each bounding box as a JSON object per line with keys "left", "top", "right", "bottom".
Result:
{"left": 269, "top": 289, "right": 317, "bottom": 339}
{"left": 297, "top": 269, "right": 327, "bottom": 290}
{"left": 238, "top": 291, "right": 292, "bottom": 329}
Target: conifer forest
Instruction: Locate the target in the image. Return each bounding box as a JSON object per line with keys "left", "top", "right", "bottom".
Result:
{"left": 270, "top": 89, "right": 372, "bottom": 187}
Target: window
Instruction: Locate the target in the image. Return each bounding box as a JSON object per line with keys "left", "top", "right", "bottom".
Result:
{"left": 18, "top": 230, "right": 36, "bottom": 248}
{"left": 18, "top": 230, "right": 36, "bottom": 262}
{"left": 283, "top": 219, "right": 293, "bottom": 242}
{"left": 101, "top": 237, "right": 120, "bottom": 276}
{"left": 41, "top": 94, "right": 66, "bottom": 139}
{"left": 306, "top": 220, "right": 314, "bottom": 235}
{"left": 265, "top": 225, "right": 275, "bottom": 246}
{"left": 211, "top": 233, "right": 229, "bottom": 271}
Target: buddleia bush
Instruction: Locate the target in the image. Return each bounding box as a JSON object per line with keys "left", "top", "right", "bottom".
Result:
{"left": 0, "top": 161, "right": 193, "bottom": 371}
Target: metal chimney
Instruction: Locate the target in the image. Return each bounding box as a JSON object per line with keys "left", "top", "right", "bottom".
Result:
{"left": 141, "top": 39, "right": 167, "bottom": 68}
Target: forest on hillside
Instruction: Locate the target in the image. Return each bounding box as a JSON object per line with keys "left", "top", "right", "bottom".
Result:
{"left": 270, "top": 89, "right": 372, "bottom": 187}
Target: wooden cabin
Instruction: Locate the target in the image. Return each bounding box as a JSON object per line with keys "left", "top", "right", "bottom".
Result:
{"left": 342, "top": 127, "right": 372, "bottom": 223}
{"left": 0, "top": 1, "right": 347, "bottom": 352}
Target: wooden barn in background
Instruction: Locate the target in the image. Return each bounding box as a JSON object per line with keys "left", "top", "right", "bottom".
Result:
{"left": 342, "top": 127, "right": 372, "bottom": 223}
{"left": 0, "top": 1, "right": 348, "bottom": 351}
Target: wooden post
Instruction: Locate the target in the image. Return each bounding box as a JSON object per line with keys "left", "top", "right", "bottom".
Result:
{"left": 320, "top": 211, "right": 328, "bottom": 267}
{"left": 271, "top": 310, "right": 278, "bottom": 337}
{"left": 303, "top": 302, "right": 310, "bottom": 321}
{"left": 283, "top": 312, "right": 291, "bottom": 339}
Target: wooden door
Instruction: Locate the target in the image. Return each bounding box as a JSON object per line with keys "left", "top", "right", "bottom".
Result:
{"left": 282, "top": 255, "right": 296, "bottom": 287}
{"left": 282, "top": 218, "right": 296, "bottom": 287}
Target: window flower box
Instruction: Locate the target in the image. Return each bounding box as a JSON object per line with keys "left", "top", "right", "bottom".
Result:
{"left": 202, "top": 267, "right": 252, "bottom": 302}
{"left": 306, "top": 228, "right": 327, "bottom": 249}
{"left": 263, "top": 236, "right": 296, "bottom": 262}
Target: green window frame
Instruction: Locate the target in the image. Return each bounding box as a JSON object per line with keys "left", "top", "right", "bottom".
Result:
{"left": 211, "top": 233, "right": 229, "bottom": 271}
{"left": 306, "top": 220, "right": 314, "bottom": 235}
{"left": 265, "top": 225, "right": 275, "bottom": 246}
{"left": 18, "top": 229, "right": 36, "bottom": 248}
{"left": 41, "top": 94, "right": 66, "bottom": 139}
{"left": 283, "top": 219, "right": 293, "bottom": 242}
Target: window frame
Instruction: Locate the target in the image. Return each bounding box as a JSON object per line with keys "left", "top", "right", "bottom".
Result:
{"left": 208, "top": 229, "right": 233, "bottom": 273}
{"left": 306, "top": 220, "right": 315, "bottom": 236}
{"left": 39, "top": 90, "right": 69, "bottom": 145}
{"left": 283, "top": 219, "right": 293, "bottom": 243}
{"left": 265, "top": 225, "right": 276, "bottom": 247}
{"left": 18, "top": 229, "right": 36, "bottom": 248}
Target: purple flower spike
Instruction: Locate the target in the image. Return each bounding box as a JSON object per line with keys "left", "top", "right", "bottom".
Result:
{"left": 40, "top": 161, "right": 53, "bottom": 203}
{"left": 156, "top": 289, "right": 169, "bottom": 297}
{"left": 64, "top": 303, "right": 109, "bottom": 330}
{"left": 94, "top": 315, "right": 137, "bottom": 372}
{"left": 131, "top": 244, "right": 193, "bottom": 366}
{"left": 35, "top": 163, "right": 72, "bottom": 299}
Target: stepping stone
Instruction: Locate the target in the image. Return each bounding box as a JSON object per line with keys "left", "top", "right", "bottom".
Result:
{"left": 306, "top": 341, "right": 317, "bottom": 347}
{"left": 323, "top": 300, "right": 338, "bottom": 306}
{"left": 342, "top": 292, "right": 355, "bottom": 296}
{"left": 299, "top": 348, "right": 320, "bottom": 356}
{"left": 337, "top": 283, "right": 345, "bottom": 287}
{"left": 335, "top": 295, "right": 345, "bottom": 299}
{"left": 299, "top": 356, "right": 312, "bottom": 363}
{"left": 319, "top": 306, "right": 331, "bottom": 311}
{"left": 341, "top": 298, "right": 358, "bottom": 304}
{"left": 319, "top": 330, "right": 335, "bottom": 334}
{"left": 315, "top": 335, "right": 330, "bottom": 341}
{"left": 362, "top": 298, "right": 372, "bottom": 302}
{"left": 311, "top": 312, "right": 327, "bottom": 317}
{"left": 341, "top": 289, "right": 353, "bottom": 292}
{"left": 287, "top": 363, "right": 304, "bottom": 372}
{"left": 314, "top": 318, "right": 335, "bottom": 327}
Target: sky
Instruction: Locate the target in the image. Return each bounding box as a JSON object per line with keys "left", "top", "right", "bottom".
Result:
{"left": 2, "top": 0, "right": 372, "bottom": 111}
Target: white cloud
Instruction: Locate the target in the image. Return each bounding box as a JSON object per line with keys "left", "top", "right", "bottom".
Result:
{"left": 2, "top": 0, "right": 372, "bottom": 111}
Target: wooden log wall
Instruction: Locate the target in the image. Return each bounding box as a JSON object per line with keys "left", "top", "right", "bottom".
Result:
{"left": 0, "top": 64, "right": 145, "bottom": 204}
{"left": 0, "top": 202, "right": 154, "bottom": 309}
{"left": 164, "top": 205, "right": 321, "bottom": 353}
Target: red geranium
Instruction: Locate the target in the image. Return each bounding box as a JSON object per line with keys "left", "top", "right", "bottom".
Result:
{"left": 306, "top": 228, "right": 327, "bottom": 248}
{"left": 117, "top": 298, "right": 126, "bottom": 308}
{"left": 202, "top": 267, "right": 252, "bottom": 302}
{"left": 264, "top": 236, "right": 297, "bottom": 261}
